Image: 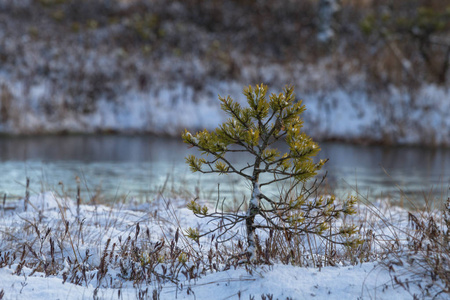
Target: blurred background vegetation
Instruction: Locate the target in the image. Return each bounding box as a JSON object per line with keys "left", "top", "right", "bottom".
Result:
{"left": 2, "top": 0, "right": 448, "bottom": 86}
{"left": 0, "top": 0, "right": 449, "bottom": 140}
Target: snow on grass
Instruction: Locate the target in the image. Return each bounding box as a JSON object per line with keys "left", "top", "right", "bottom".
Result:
{"left": 0, "top": 192, "right": 447, "bottom": 299}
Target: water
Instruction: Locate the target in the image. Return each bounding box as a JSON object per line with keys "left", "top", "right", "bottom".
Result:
{"left": 0, "top": 135, "right": 449, "bottom": 208}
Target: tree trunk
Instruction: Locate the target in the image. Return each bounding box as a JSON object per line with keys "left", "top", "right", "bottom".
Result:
{"left": 246, "top": 181, "right": 261, "bottom": 261}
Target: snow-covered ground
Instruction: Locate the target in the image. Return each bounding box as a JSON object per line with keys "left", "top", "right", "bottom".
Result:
{"left": 0, "top": 192, "right": 447, "bottom": 299}
{"left": 0, "top": 261, "right": 417, "bottom": 300}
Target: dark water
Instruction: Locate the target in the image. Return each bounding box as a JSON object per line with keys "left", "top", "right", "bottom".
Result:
{"left": 0, "top": 135, "right": 449, "bottom": 208}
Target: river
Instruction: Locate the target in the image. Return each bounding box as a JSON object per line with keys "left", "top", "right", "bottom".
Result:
{"left": 0, "top": 135, "right": 449, "bottom": 209}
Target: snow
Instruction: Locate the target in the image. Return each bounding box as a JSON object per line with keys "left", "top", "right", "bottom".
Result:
{"left": 2, "top": 68, "right": 449, "bottom": 145}
{"left": 0, "top": 192, "right": 446, "bottom": 299}
{"left": 250, "top": 183, "right": 260, "bottom": 207}
{"left": 0, "top": 35, "right": 449, "bottom": 145}
{"left": 0, "top": 262, "right": 419, "bottom": 300}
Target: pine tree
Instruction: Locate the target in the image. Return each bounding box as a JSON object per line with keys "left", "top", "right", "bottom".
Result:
{"left": 182, "top": 84, "right": 359, "bottom": 261}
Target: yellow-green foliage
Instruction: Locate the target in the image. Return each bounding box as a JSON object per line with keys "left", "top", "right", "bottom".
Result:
{"left": 178, "top": 253, "right": 188, "bottom": 264}
{"left": 184, "top": 227, "right": 200, "bottom": 242}
{"left": 186, "top": 200, "right": 208, "bottom": 215}
{"left": 182, "top": 84, "right": 327, "bottom": 182}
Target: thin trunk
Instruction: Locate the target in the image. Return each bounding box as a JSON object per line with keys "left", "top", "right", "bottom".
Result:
{"left": 246, "top": 181, "right": 260, "bottom": 261}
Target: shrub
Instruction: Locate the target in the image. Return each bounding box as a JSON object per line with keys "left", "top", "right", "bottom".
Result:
{"left": 182, "top": 84, "right": 361, "bottom": 261}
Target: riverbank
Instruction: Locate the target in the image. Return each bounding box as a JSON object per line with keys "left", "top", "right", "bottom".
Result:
{"left": 0, "top": 1, "right": 449, "bottom": 146}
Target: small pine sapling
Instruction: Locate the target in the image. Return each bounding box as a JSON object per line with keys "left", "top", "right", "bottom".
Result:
{"left": 182, "top": 84, "right": 360, "bottom": 261}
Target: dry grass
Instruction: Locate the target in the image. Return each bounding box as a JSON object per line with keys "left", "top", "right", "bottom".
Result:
{"left": 0, "top": 181, "right": 449, "bottom": 299}
{"left": 349, "top": 187, "right": 450, "bottom": 299}
{"left": 379, "top": 199, "right": 450, "bottom": 298}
